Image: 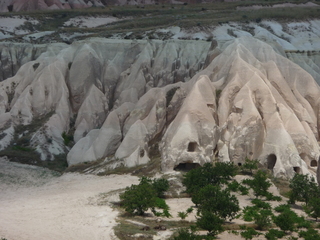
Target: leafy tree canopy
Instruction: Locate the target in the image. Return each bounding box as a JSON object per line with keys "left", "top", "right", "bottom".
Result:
{"left": 183, "top": 162, "right": 238, "bottom": 195}
{"left": 289, "top": 174, "right": 320, "bottom": 205}
{"left": 120, "top": 176, "right": 170, "bottom": 216}
{"left": 242, "top": 170, "right": 272, "bottom": 198}
{"left": 192, "top": 184, "right": 240, "bottom": 221}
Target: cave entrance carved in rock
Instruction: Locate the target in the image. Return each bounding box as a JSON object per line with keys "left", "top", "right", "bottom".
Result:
{"left": 267, "top": 154, "right": 277, "bottom": 170}
{"left": 311, "top": 160, "right": 318, "bottom": 167}
{"left": 187, "top": 142, "right": 198, "bottom": 152}
{"left": 174, "top": 162, "right": 201, "bottom": 171}
{"left": 293, "top": 167, "right": 301, "bottom": 173}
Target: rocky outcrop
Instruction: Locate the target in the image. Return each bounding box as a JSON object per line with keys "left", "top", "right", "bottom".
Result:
{"left": 0, "top": 37, "right": 319, "bottom": 179}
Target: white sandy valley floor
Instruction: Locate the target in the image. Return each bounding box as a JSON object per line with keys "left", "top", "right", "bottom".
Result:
{"left": 0, "top": 157, "right": 139, "bottom": 240}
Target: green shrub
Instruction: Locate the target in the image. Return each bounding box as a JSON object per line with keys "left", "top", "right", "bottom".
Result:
{"left": 242, "top": 170, "right": 272, "bottom": 199}
{"left": 241, "top": 158, "right": 259, "bottom": 175}
{"left": 251, "top": 199, "right": 272, "bottom": 210}
{"left": 296, "top": 216, "right": 312, "bottom": 229}
{"left": 304, "top": 197, "right": 320, "bottom": 221}
{"left": 62, "top": 131, "right": 73, "bottom": 146}
{"left": 242, "top": 206, "right": 258, "bottom": 222}
{"left": 240, "top": 227, "right": 261, "bottom": 240}
{"left": 152, "top": 177, "right": 169, "bottom": 198}
{"left": 171, "top": 228, "right": 196, "bottom": 240}
{"left": 273, "top": 208, "right": 299, "bottom": 232}
{"left": 196, "top": 211, "right": 224, "bottom": 237}
{"left": 299, "top": 228, "right": 320, "bottom": 240}
{"left": 171, "top": 228, "right": 214, "bottom": 240}
{"left": 266, "top": 194, "right": 282, "bottom": 201}
{"left": 274, "top": 204, "right": 291, "bottom": 213}
{"left": 265, "top": 229, "right": 286, "bottom": 240}
{"left": 227, "top": 180, "right": 249, "bottom": 195}
{"left": 254, "top": 209, "right": 273, "bottom": 230}
{"left": 242, "top": 205, "right": 273, "bottom": 230}
{"left": 178, "top": 211, "right": 188, "bottom": 220}
{"left": 178, "top": 207, "right": 193, "bottom": 220}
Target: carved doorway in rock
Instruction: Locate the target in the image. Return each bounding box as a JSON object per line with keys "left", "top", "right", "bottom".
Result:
{"left": 267, "top": 154, "right": 277, "bottom": 170}
{"left": 311, "top": 160, "right": 318, "bottom": 167}
{"left": 293, "top": 167, "right": 301, "bottom": 173}
{"left": 187, "top": 142, "right": 198, "bottom": 152}
{"left": 174, "top": 162, "right": 201, "bottom": 171}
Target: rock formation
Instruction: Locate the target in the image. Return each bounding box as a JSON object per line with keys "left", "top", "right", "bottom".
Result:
{"left": 0, "top": 36, "right": 319, "bottom": 179}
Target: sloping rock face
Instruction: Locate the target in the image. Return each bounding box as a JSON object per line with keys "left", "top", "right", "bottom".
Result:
{"left": 0, "top": 39, "right": 210, "bottom": 163}
{"left": 0, "top": 37, "right": 319, "bottom": 179}
{"left": 0, "top": 43, "right": 54, "bottom": 81}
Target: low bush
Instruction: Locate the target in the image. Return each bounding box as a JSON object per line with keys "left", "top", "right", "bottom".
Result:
{"left": 265, "top": 229, "right": 286, "bottom": 240}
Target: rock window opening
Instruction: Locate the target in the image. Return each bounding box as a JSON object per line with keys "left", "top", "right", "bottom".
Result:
{"left": 238, "top": 163, "right": 242, "bottom": 166}
{"left": 311, "top": 160, "right": 317, "bottom": 167}
{"left": 293, "top": 167, "right": 301, "bottom": 173}
{"left": 7, "top": 5, "right": 13, "bottom": 12}
{"left": 207, "top": 104, "right": 214, "bottom": 108}
{"left": 174, "top": 162, "right": 201, "bottom": 171}
{"left": 267, "top": 154, "right": 277, "bottom": 170}
{"left": 140, "top": 149, "right": 145, "bottom": 158}
{"left": 187, "top": 142, "right": 197, "bottom": 152}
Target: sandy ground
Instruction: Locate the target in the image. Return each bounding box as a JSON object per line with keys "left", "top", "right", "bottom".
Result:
{"left": 0, "top": 157, "right": 139, "bottom": 240}
{"left": 64, "top": 16, "right": 119, "bottom": 28}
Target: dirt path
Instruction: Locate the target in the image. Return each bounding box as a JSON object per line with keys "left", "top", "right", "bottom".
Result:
{"left": 0, "top": 158, "right": 139, "bottom": 240}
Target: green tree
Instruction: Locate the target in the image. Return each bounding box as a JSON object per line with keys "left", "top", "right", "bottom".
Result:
{"left": 289, "top": 174, "right": 320, "bottom": 205}
{"left": 192, "top": 185, "right": 240, "bottom": 221}
{"left": 120, "top": 179, "right": 157, "bottom": 215}
{"left": 242, "top": 170, "right": 271, "bottom": 198}
{"left": 152, "top": 177, "right": 169, "bottom": 198}
{"left": 196, "top": 211, "right": 224, "bottom": 237}
{"left": 273, "top": 208, "right": 299, "bottom": 232}
{"left": 183, "top": 162, "right": 238, "bottom": 195}
{"left": 192, "top": 185, "right": 239, "bottom": 237}
{"left": 120, "top": 177, "right": 170, "bottom": 216}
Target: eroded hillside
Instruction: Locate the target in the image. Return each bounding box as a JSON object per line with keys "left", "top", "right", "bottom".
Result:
{"left": 0, "top": 36, "right": 319, "bottom": 179}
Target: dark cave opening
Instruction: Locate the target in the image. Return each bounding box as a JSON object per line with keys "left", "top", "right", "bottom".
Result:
{"left": 174, "top": 162, "right": 201, "bottom": 171}
{"left": 187, "top": 142, "right": 198, "bottom": 152}
{"left": 311, "top": 160, "right": 317, "bottom": 167}
{"left": 267, "top": 154, "right": 277, "bottom": 170}
{"left": 293, "top": 167, "right": 301, "bottom": 173}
